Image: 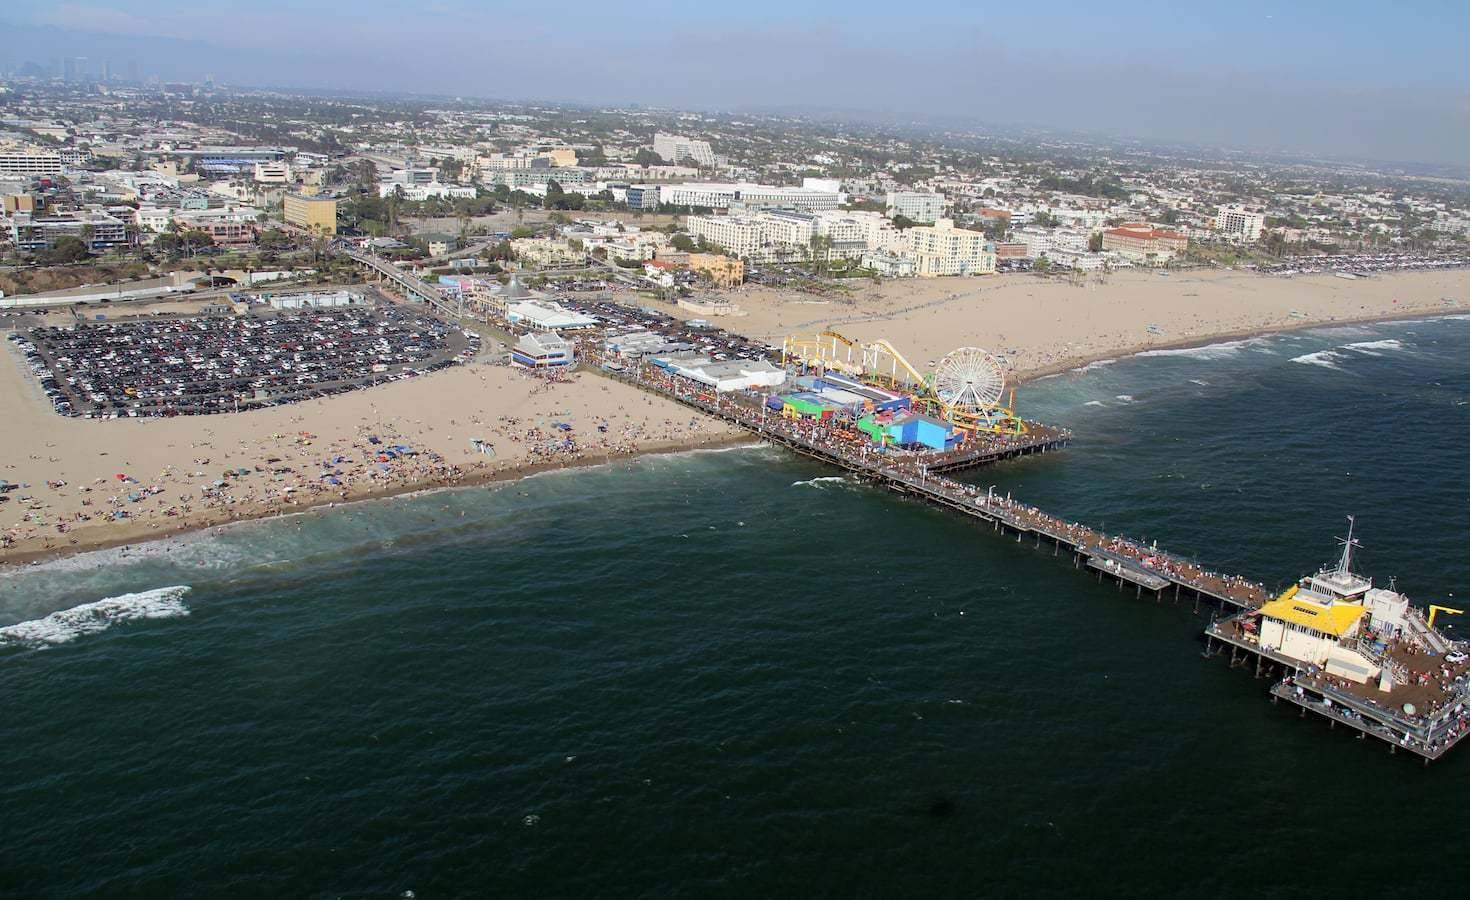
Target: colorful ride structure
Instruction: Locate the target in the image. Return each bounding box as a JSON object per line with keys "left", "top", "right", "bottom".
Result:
{"left": 780, "top": 330, "right": 1024, "bottom": 433}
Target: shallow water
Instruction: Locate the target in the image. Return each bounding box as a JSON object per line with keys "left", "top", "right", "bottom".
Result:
{"left": 4, "top": 316, "right": 1470, "bottom": 896}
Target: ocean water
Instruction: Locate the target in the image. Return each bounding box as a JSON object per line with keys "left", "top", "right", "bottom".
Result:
{"left": 4, "top": 316, "right": 1470, "bottom": 897}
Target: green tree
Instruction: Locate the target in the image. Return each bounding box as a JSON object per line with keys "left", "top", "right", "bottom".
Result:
{"left": 353, "top": 159, "right": 377, "bottom": 186}
{"left": 1088, "top": 233, "right": 1103, "bottom": 253}
{"left": 44, "top": 235, "right": 90, "bottom": 264}
{"left": 892, "top": 214, "right": 917, "bottom": 230}
{"left": 633, "top": 148, "right": 667, "bottom": 166}
{"left": 670, "top": 233, "right": 697, "bottom": 252}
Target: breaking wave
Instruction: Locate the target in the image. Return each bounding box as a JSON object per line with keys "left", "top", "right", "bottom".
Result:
{"left": 1290, "top": 350, "right": 1347, "bottom": 370}
{"left": 1135, "top": 339, "right": 1252, "bottom": 360}
{"left": 0, "top": 586, "right": 191, "bottom": 650}
{"left": 792, "top": 476, "right": 850, "bottom": 489}
{"left": 1343, "top": 339, "right": 1405, "bottom": 356}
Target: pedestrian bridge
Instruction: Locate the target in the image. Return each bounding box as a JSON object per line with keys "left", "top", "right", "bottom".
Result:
{"left": 343, "top": 249, "right": 464, "bottom": 320}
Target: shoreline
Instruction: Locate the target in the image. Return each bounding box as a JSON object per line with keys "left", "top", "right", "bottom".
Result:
{"left": 1010, "top": 303, "right": 1465, "bottom": 384}
{"left": 6, "top": 274, "right": 1464, "bottom": 574}
{"left": 0, "top": 432, "right": 757, "bottom": 572}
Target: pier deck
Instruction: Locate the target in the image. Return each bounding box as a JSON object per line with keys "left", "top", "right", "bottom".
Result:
{"left": 576, "top": 341, "right": 1463, "bottom": 762}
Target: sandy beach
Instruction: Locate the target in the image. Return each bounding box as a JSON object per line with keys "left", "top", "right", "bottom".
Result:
{"left": 0, "top": 350, "right": 742, "bottom": 565}
{"left": 5, "top": 265, "right": 1468, "bottom": 567}
{"left": 717, "top": 267, "right": 1470, "bottom": 381}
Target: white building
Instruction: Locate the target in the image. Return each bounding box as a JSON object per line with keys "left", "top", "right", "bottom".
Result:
{"left": 388, "top": 167, "right": 440, "bottom": 186}
{"left": 903, "top": 219, "right": 996, "bottom": 277}
{"left": 253, "top": 160, "right": 291, "bottom": 183}
{"left": 861, "top": 252, "right": 916, "bottom": 278}
{"left": 689, "top": 208, "right": 903, "bottom": 263}
{"left": 685, "top": 215, "right": 765, "bottom": 259}
{"left": 885, "top": 191, "right": 944, "bottom": 224}
{"left": 1013, "top": 227, "right": 1089, "bottom": 259}
{"left": 377, "top": 182, "right": 476, "bottom": 201}
{"left": 659, "top": 356, "right": 786, "bottom": 392}
{"left": 506, "top": 301, "right": 598, "bottom": 330}
{"left": 478, "top": 154, "right": 532, "bottom": 172}
{"left": 760, "top": 209, "right": 818, "bottom": 250}
{"left": 134, "top": 206, "right": 174, "bottom": 232}
{"left": 266, "top": 290, "right": 364, "bottom": 310}
{"left": 659, "top": 182, "right": 840, "bottom": 212}
{"left": 802, "top": 177, "right": 842, "bottom": 195}
{"left": 1215, "top": 205, "right": 1265, "bottom": 242}
{"left": 0, "top": 150, "right": 63, "bottom": 176}
{"left": 512, "top": 332, "right": 574, "bottom": 368}
{"left": 1046, "top": 248, "right": 1107, "bottom": 271}
{"left": 652, "top": 133, "right": 716, "bottom": 167}
{"left": 830, "top": 210, "right": 905, "bottom": 254}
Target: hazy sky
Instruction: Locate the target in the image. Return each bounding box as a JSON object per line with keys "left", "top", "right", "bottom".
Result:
{"left": 4, "top": 1, "right": 1468, "bottom": 165}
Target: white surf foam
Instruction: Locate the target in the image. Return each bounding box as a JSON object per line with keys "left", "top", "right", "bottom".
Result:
{"left": 1307, "top": 325, "right": 1376, "bottom": 339}
{"left": 1343, "top": 339, "right": 1405, "bottom": 356}
{"left": 1114, "top": 395, "right": 1135, "bottom": 403}
{"left": 1290, "top": 350, "right": 1347, "bottom": 370}
{"left": 1083, "top": 400, "right": 1105, "bottom": 407}
{"left": 792, "top": 476, "right": 849, "bottom": 488}
{"left": 1072, "top": 359, "right": 1118, "bottom": 373}
{"left": 0, "top": 586, "right": 191, "bottom": 649}
{"left": 1188, "top": 379, "right": 1210, "bottom": 387}
{"left": 1135, "top": 339, "right": 1250, "bottom": 360}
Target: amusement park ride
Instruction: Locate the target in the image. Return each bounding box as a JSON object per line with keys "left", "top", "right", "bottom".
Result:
{"left": 780, "top": 330, "right": 1024, "bottom": 434}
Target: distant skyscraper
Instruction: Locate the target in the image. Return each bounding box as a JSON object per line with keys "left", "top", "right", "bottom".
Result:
{"left": 127, "top": 60, "right": 139, "bottom": 82}
{"left": 103, "top": 60, "right": 113, "bottom": 82}
{"left": 63, "top": 57, "right": 75, "bottom": 81}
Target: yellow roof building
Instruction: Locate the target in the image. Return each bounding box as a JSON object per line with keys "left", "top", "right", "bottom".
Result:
{"left": 1258, "top": 597, "right": 1366, "bottom": 638}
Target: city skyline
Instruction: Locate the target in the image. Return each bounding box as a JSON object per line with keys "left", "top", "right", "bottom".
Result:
{"left": 2, "top": 0, "right": 1467, "bottom": 166}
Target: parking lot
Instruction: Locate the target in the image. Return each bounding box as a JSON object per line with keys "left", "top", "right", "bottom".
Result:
{"left": 1255, "top": 251, "right": 1470, "bottom": 276}
{"left": 545, "top": 290, "right": 776, "bottom": 363}
{"left": 11, "top": 307, "right": 479, "bottom": 418}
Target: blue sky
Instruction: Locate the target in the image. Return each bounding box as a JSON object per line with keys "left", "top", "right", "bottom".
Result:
{"left": 4, "top": 1, "right": 1468, "bottom": 164}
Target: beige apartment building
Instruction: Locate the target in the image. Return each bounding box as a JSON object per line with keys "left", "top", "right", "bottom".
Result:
{"left": 903, "top": 219, "right": 996, "bottom": 276}
{"left": 688, "top": 253, "right": 745, "bottom": 288}
{"left": 283, "top": 193, "right": 337, "bottom": 236}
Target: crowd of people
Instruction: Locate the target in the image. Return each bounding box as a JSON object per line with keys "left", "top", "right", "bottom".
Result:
{"left": 13, "top": 307, "right": 476, "bottom": 418}
{"left": 0, "top": 425, "right": 472, "bottom": 552}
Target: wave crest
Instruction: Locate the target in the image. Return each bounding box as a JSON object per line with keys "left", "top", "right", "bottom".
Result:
{"left": 0, "top": 586, "right": 192, "bottom": 650}
{"left": 1290, "top": 350, "right": 1347, "bottom": 370}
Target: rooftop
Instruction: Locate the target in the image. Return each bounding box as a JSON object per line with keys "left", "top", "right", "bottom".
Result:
{"left": 1258, "top": 596, "right": 1366, "bottom": 637}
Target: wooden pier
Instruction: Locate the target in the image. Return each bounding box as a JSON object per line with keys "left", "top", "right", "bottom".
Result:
{"left": 590, "top": 349, "right": 1268, "bottom": 611}
{"left": 582, "top": 346, "right": 1465, "bottom": 763}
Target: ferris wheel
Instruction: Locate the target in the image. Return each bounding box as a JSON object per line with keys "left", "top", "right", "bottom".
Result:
{"left": 932, "top": 347, "right": 1006, "bottom": 412}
